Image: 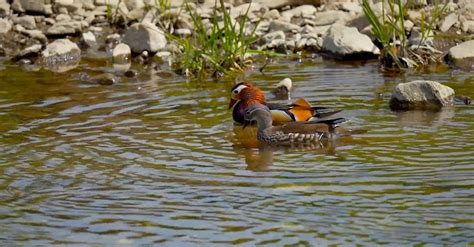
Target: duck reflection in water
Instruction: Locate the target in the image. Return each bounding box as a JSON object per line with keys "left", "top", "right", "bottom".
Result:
{"left": 232, "top": 125, "right": 363, "bottom": 171}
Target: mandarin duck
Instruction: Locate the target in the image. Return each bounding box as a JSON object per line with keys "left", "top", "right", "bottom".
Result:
{"left": 229, "top": 82, "right": 341, "bottom": 124}
{"left": 243, "top": 104, "right": 348, "bottom": 145}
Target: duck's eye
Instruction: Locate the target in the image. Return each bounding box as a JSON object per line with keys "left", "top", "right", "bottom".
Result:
{"left": 233, "top": 89, "right": 239, "bottom": 94}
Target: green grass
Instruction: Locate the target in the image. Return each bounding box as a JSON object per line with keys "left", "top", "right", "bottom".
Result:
{"left": 361, "top": 0, "right": 449, "bottom": 70}
{"left": 168, "top": 0, "right": 260, "bottom": 78}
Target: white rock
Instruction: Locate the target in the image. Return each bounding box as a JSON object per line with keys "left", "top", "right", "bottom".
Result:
{"left": 123, "top": 22, "right": 167, "bottom": 53}
{"left": 440, "top": 12, "right": 458, "bottom": 32}
{"left": 113, "top": 43, "right": 131, "bottom": 64}
{"left": 447, "top": 40, "right": 474, "bottom": 61}
{"left": 81, "top": 31, "right": 96, "bottom": 47}
{"left": 0, "top": 18, "right": 12, "bottom": 33}
{"left": 389, "top": 80, "right": 455, "bottom": 110}
{"left": 322, "top": 24, "right": 379, "bottom": 56}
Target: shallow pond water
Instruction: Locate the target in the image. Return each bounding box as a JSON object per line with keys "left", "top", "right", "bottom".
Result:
{"left": 0, "top": 58, "right": 473, "bottom": 245}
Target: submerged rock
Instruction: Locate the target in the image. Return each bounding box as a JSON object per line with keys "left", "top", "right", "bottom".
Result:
{"left": 322, "top": 24, "right": 379, "bottom": 58}
{"left": 91, "top": 73, "right": 119, "bottom": 85}
{"left": 113, "top": 43, "right": 131, "bottom": 64}
{"left": 40, "top": 38, "right": 81, "bottom": 71}
{"left": 123, "top": 22, "right": 167, "bottom": 54}
{"left": 389, "top": 80, "right": 455, "bottom": 110}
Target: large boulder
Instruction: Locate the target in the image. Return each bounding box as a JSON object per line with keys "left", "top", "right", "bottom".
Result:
{"left": 445, "top": 40, "right": 474, "bottom": 69}
{"left": 40, "top": 38, "right": 81, "bottom": 71}
{"left": 389, "top": 80, "right": 455, "bottom": 110}
{"left": 123, "top": 22, "right": 167, "bottom": 54}
{"left": 322, "top": 24, "right": 379, "bottom": 58}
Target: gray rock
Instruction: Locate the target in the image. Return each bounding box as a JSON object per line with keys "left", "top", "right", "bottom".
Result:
{"left": 112, "top": 43, "right": 131, "bottom": 64}
{"left": 13, "top": 15, "right": 36, "bottom": 29}
{"left": 322, "top": 24, "right": 379, "bottom": 57}
{"left": 262, "top": 30, "right": 285, "bottom": 44}
{"left": 123, "top": 22, "right": 167, "bottom": 53}
{"left": 389, "top": 80, "right": 455, "bottom": 110}
{"left": 446, "top": 40, "right": 474, "bottom": 68}
{"left": 14, "top": 44, "right": 42, "bottom": 60}
{"left": 0, "top": 18, "right": 12, "bottom": 33}
{"left": 440, "top": 12, "right": 458, "bottom": 32}
{"left": 46, "top": 21, "right": 82, "bottom": 36}
{"left": 281, "top": 5, "right": 317, "bottom": 21}
{"left": 314, "top": 10, "right": 349, "bottom": 26}
{"left": 40, "top": 39, "right": 81, "bottom": 71}
{"left": 13, "top": 0, "right": 53, "bottom": 15}
{"left": 81, "top": 31, "right": 96, "bottom": 47}
{"left": 0, "top": 0, "right": 10, "bottom": 17}
{"left": 269, "top": 19, "right": 301, "bottom": 32}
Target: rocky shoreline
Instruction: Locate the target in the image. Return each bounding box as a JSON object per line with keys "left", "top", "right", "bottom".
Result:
{"left": 0, "top": 0, "right": 473, "bottom": 75}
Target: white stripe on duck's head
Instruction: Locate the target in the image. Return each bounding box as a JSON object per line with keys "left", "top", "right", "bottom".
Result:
{"left": 229, "top": 82, "right": 250, "bottom": 109}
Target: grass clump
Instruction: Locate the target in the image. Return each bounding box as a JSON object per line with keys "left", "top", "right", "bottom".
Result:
{"left": 361, "top": 0, "right": 449, "bottom": 71}
{"left": 168, "top": 0, "right": 259, "bottom": 78}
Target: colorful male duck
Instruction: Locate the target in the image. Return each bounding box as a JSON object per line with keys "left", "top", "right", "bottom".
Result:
{"left": 229, "top": 82, "right": 341, "bottom": 124}
{"left": 243, "top": 103, "right": 347, "bottom": 145}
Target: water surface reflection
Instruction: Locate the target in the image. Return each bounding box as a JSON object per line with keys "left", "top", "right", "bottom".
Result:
{"left": 0, "top": 59, "right": 473, "bottom": 245}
